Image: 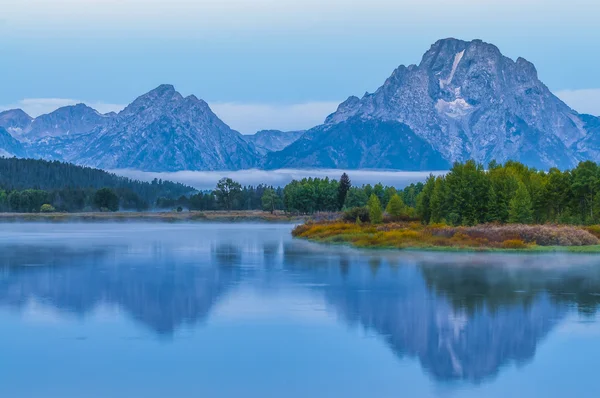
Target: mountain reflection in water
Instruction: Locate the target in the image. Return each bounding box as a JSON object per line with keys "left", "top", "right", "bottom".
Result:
{"left": 1, "top": 223, "right": 600, "bottom": 385}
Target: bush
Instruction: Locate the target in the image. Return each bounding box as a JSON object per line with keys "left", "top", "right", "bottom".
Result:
{"left": 502, "top": 239, "right": 528, "bottom": 249}
{"left": 343, "top": 207, "right": 370, "bottom": 223}
{"left": 40, "top": 204, "right": 56, "bottom": 213}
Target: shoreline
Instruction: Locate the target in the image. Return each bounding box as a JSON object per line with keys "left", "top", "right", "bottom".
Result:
{"left": 0, "top": 211, "right": 307, "bottom": 223}
{"left": 295, "top": 236, "right": 600, "bottom": 253}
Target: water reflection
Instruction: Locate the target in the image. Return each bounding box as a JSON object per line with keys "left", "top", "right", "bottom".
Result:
{"left": 1, "top": 223, "right": 600, "bottom": 385}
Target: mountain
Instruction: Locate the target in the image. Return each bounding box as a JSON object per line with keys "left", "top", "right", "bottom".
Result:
{"left": 0, "top": 105, "right": 113, "bottom": 142}
{"left": 265, "top": 118, "right": 449, "bottom": 170}
{"left": 244, "top": 129, "right": 304, "bottom": 155}
{"left": 25, "top": 103, "right": 115, "bottom": 141}
{"left": 0, "top": 109, "right": 33, "bottom": 137}
{"left": 0, "top": 127, "right": 26, "bottom": 158}
{"left": 267, "top": 38, "right": 600, "bottom": 170}
{"left": 31, "top": 85, "right": 260, "bottom": 172}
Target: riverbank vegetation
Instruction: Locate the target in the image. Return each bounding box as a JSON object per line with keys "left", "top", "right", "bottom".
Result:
{"left": 293, "top": 222, "right": 600, "bottom": 251}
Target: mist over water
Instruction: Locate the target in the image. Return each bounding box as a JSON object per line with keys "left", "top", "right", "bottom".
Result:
{"left": 111, "top": 168, "right": 447, "bottom": 190}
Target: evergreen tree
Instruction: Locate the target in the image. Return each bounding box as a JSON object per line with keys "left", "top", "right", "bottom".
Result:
{"left": 367, "top": 194, "right": 383, "bottom": 224}
{"left": 337, "top": 173, "right": 351, "bottom": 210}
{"left": 508, "top": 182, "right": 533, "bottom": 224}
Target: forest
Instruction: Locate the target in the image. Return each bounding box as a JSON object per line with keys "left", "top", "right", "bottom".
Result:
{"left": 4, "top": 156, "right": 600, "bottom": 225}
{"left": 0, "top": 158, "right": 193, "bottom": 212}
{"left": 416, "top": 160, "right": 600, "bottom": 226}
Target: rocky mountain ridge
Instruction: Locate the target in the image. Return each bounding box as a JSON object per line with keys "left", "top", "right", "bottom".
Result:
{"left": 2, "top": 38, "right": 600, "bottom": 171}
{"left": 267, "top": 38, "right": 600, "bottom": 170}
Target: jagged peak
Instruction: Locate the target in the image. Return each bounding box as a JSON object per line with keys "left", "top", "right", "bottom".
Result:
{"left": 420, "top": 38, "right": 502, "bottom": 70}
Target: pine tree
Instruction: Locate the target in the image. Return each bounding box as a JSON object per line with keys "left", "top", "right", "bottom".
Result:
{"left": 508, "top": 182, "right": 533, "bottom": 224}
{"left": 385, "top": 194, "right": 405, "bottom": 221}
{"left": 367, "top": 194, "right": 383, "bottom": 224}
{"left": 337, "top": 173, "right": 351, "bottom": 210}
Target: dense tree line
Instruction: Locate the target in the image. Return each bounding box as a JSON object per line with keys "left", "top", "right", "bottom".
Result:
{"left": 416, "top": 160, "right": 600, "bottom": 226}
{"left": 156, "top": 179, "right": 285, "bottom": 212}
{"left": 0, "top": 186, "right": 149, "bottom": 213}
{"left": 282, "top": 173, "right": 424, "bottom": 215}
{"left": 0, "top": 158, "right": 193, "bottom": 204}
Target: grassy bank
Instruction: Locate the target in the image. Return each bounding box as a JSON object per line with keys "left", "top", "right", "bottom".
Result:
{"left": 0, "top": 211, "right": 306, "bottom": 223}
{"left": 292, "top": 221, "right": 600, "bottom": 252}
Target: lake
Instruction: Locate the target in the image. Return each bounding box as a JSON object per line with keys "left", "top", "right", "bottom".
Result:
{"left": 1, "top": 223, "right": 600, "bottom": 397}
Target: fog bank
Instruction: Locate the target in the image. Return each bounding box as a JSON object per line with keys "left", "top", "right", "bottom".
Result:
{"left": 111, "top": 169, "right": 447, "bottom": 190}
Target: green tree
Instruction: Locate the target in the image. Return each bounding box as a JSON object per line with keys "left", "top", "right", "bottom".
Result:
{"left": 367, "top": 194, "right": 383, "bottom": 224}
{"left": 40, "top": 204, "right": 56, "bottom": 213}
{"left": 486, "top": 184, "right": 500, "bottom": 223}
{"left": 215, "top": 178, "right": 242, "bottom": 211}
{"left": 385, "top": 194, "right": 405, "bottom": 221}
{"left": 344, "top": 187, "right": 368, "bottom": 208}
{"left": 94, "top": 188, "right": 119, "bottom": 212}
{"left": 508, "top": 182, "right": 533, "bottom": 224}
{"left": 261, "top": 188, "right": 277, "bottom": 214}
{"left": 572, "top": 161, "right": 600, "bottom": 222}
{"left": 416, "top": 176, "right": 435, "bottom": 224}
{"left": 337, "top": 173, "right": 351, "bottom": 210}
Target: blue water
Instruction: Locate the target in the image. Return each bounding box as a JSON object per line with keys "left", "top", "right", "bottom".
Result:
{"left": 1, "top": 223, "right": 600, "bottom": 397}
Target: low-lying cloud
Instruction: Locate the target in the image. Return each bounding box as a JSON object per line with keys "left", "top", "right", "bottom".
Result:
{"left": 111, "top": 168, "right": 446, "bottom": 190}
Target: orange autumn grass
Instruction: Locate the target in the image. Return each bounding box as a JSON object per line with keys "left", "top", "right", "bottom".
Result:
{"left": 292, "top": 221, "right": 600, "bottom": 251}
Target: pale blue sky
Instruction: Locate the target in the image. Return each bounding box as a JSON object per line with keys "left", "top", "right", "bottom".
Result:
{"left": 1, "top": 0, "right": 600, "bottom": 132}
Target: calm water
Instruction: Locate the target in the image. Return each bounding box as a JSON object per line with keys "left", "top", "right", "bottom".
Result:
{"left": 2, "top": 223, "right": 600, "bottom": 397}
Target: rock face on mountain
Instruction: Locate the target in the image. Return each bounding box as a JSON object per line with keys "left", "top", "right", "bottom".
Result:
{"left": 29, "top": 85, "right": 260, "bottom": 171}
{"left": 0, "top": 127, "right": 25, "bottom": 158}
{"left": 244, "top": 130, "right": 304, "bottom": 155}
{"left": 267, "top": 38, "right": 600, "bottom": 170}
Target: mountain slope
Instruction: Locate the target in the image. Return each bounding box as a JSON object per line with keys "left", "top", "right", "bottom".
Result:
{"left": 265, "top": 118, "right": 449, "bottom": 170}
{"left": 268, "top": 38, "right": 600, "bottom": 170}
{"left": 0, "top": 127, "right": 26, "bottom": 158}
{"left": 0, "top": 109, "right": 33, "bottom": 137}
{"left": 244, "top": 130, "right": 304, "bottom": 155}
